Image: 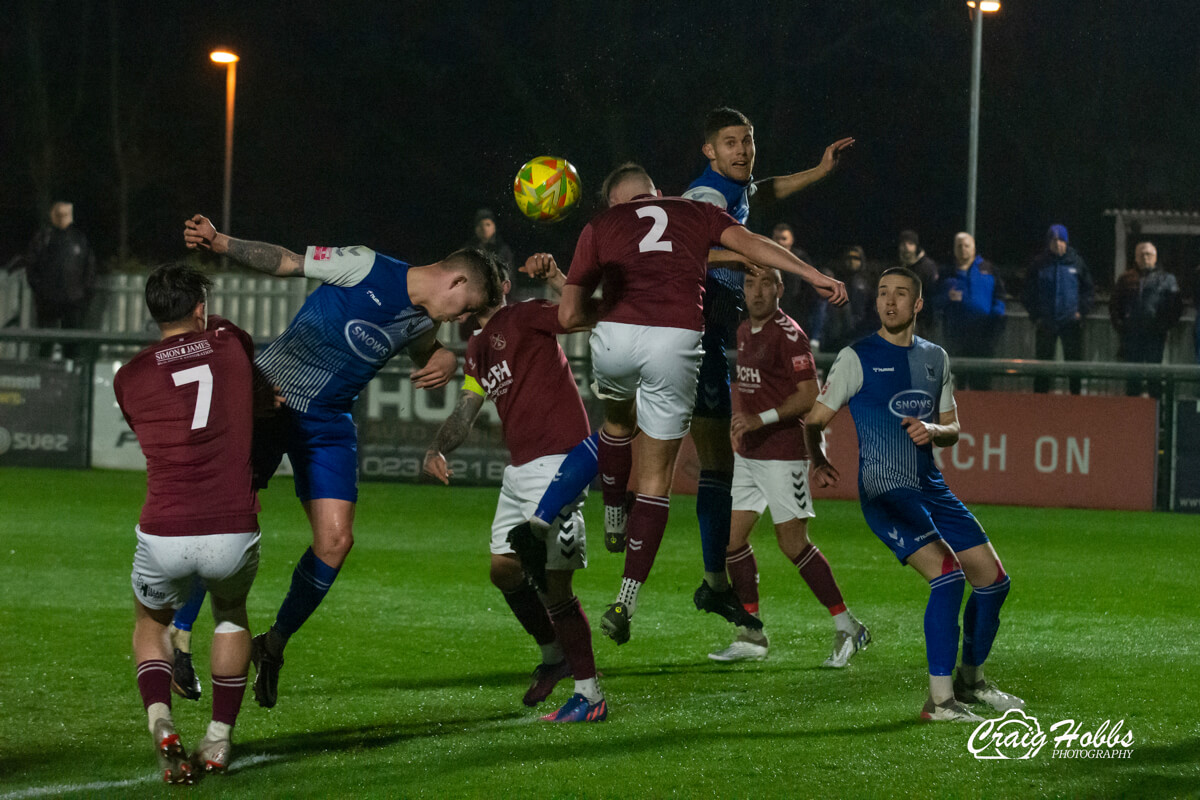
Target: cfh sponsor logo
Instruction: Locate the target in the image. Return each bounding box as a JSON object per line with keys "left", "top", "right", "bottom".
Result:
{"left": 968, "top": 711, "right": 1134, "bottom": 761}
{"left": 888, "top": 389, "right": 934, "bottom": 419}
{"left": 345, "top": 320, "right": 393, "bottom": 363}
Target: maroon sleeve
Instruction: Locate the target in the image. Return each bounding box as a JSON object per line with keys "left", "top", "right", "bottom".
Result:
{"left": 464, "top": 333, "right": 482, "bottom": 383}
{"left": 703, "top": 203, "right": 741, "bottom": 246}
{"left": 565, "top": 223, "right": 602, "bottom": 291}
{"left": 520, "top": 300, "right": 567, "bottom": 335}
{"left": 780, "top": 318, "right": 817, "bottom": 382}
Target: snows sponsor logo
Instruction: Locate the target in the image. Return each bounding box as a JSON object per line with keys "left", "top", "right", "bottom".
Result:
{"left": 888, "top": 389, "right": 934, "bottom": 420}
{"left": 344, "top": 320, "right": 393, "bottom": 363}
{"left": 968, "top": 711, "right": 1134, "bottom": 761}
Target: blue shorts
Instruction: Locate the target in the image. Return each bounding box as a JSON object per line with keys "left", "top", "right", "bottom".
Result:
{"left": 253, "top": 409, "right": 358, "bottom": 503}
{"left": 860, "top": 486, "right": 988, "bottom": 564}
{"left": 695, "top": 276, "right": 742, "bottom": 419}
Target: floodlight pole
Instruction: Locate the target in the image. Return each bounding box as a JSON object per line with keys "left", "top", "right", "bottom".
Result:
{"left": 967, "top": 7, "right": 983, "bottom": 238}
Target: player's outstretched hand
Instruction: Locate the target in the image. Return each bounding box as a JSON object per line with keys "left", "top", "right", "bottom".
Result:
{"left": 521, "top": 253, "right": 559, "bottom": 281}
{"left": 412, "top": 347, "right": 457, "bottom": 390}
{"left": 184, "top": 214, "right": 218, "bottom": 250}
{"left": 901, "top": 416, "right": 933, "bottom": 446}
{"left": 817, "top": 277, "right": 848, "bottom": 306}
{"left": 423, "top": 449, "right": 452, "bottom": 484}
{"left": 811, "top": 462, "right": 840, "bottom": 488}
{"left": 821, "top": 137, "right": 855, "bottom": 175}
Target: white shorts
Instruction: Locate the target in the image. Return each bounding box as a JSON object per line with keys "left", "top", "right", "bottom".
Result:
{"left": 131, "top": 527, "right": 260, "bottom": 611}
{"left": 491, "top": 454, "right": 587, "bottom": 572}
{"left": 589, "top": 321, "right": 703, "bottom": 440}
{"left": 732, "top": 454, "right": 815, "bottom": 524}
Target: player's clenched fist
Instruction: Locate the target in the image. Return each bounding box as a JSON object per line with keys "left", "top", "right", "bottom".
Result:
{"left": 811, "top": 462, "right": 840, "bottom": 489}
{"left": 521, "top": 252, "right": 559, "bottom": 281}
{"left": 422, "top": 449, "right": 452, "bottom": 485}
{"left": 901, "top": 416, "right": 933, "bottom": 446}
{"left": 184, "top": 214, "right": 221, "bottom": 251}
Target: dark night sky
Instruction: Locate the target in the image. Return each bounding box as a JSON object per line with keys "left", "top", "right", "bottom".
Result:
{"left": 4, "top": 0, "right": 1200, "bottom": 290}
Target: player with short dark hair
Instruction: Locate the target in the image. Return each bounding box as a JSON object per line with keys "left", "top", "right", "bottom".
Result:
{"left": 558, "top": 164, "right": 846, "bottom": 645}
{"left": 710, "top": 267, "right": 869, "bottom": 666}
{"left": 182, "top": 214, "right": 503, "bottom": 709}
{"left": 804, "top": 266, "right": 1023, "bottom": 721}
{"left": 424, "top": 256, "right": 607, "bottom": 722}
{"left": 116, "top": 262, "right": 265, "bottom": 782}
{"left": 680, "top": 108, "right": 855, "bottom": 622}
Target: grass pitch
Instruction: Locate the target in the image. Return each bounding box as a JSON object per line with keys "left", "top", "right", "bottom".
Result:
{"left": 1, "top": 467, "right": 1198, "bottom": 799}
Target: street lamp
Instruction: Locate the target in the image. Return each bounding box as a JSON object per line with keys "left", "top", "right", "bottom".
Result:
{"left": 966, "top": 1, "right": 999, "bottom": 237}
{"left": 210, "top": 50, "right": 238, "bottom": 246}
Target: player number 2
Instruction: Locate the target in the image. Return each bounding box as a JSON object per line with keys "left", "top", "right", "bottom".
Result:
{"left": 172, "top": 365, "right": 213, "bottom": 430}
{"left": 636, "top": 206, "right": 674, "bottom": 253}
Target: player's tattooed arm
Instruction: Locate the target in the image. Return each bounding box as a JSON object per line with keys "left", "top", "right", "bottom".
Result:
{"left": 183, "top": 214, "right": 305, "bottom": 277}
{"left": 424, "top": 390, "right": 485, "bottom": 484}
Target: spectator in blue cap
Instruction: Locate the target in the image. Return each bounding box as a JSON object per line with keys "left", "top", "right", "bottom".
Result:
{"left": 1022, "top": 224, "right": 1094, "bottom": 394}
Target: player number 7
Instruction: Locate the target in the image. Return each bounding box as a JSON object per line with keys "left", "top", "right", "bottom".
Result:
{"left": 171, "top": 365, "right": 213, "bottom": 430}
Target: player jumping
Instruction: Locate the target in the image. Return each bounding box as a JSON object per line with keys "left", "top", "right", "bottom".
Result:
{"left": 557, "top": 163, "right": 846, "bottom": 645}
{"left": 709, "top": 267, "right": 870, "bottom": 666}
{"left": 183, "top": 215, "right": 504, "bottom": 709}
{"left": 424, "top": 257, "right": 607, "bottom": 722}
{"left": 803, "top": 267, "right": 1023, "bottom": 721}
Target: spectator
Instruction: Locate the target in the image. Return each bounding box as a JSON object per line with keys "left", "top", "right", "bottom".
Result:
{"left": 21, "top": 201, "right": 97, "bottom": 359}
{"left": 934, "top": 232, "right": 1006, "bottom": 390}
{"left": 896, "top": 229, "right": 939, "bottom": 338}
{"left": 772, "top": 222, "right": 833, "bottom": 350}
{"left": 1110, "top": 241, "right": 1181, "bottom": 397}
{"left": 824, "top": 245, "right": 877, "bottom": 351}
{"left": 467, "top": 208, "right": 524, "bottom": 295}
{"left": 1022, "top": 224, "right": 1094, "bottom": 394}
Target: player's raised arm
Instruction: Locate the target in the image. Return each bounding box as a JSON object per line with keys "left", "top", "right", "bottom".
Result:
{"left": 423, "top": 388, "right": 486, "bottom": 485}
{"left": 183, "top": 214, "right": 305, "bottom": 277}
{"left": 719, "top": 225, "right": 847, "bottom": 306}
{"left": 756, "top": 137, "right": 855, "bottom": 202}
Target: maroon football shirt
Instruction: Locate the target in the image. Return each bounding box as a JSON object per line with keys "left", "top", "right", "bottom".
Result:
{"left": 465, "top": 301, "right": 590, "bottom": 467}
{"left": 114, "top": 315, "right": 260, "bottom": 535}
{"left": 565, "top": 195, "right": 739, "bottom": 331}
{"left": 733, "top": 311, "right": 817, "bottom": 461}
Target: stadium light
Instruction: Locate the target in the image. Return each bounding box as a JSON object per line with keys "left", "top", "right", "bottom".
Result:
{"left": 210, "top": 50, "right": 239, "bottom": 260}
{"left": 965, "top": 1, "right": 999, "bottom": 236}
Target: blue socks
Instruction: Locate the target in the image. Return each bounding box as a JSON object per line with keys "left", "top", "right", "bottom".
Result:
{"left": 172, "top": 577, "right": 206, "bottom": 631}
{"left": 697, "top": 470, "right": 733, "bottom": 574}
{"left": 274, "top": 547, "right": 340, "bottom": 639}
{"left": 925, "top": 569, "right": 966, "bottom": 676}
{"left": 962, "top": 575, "right": 1011, "bottom": 666}
{"left": 533, "top": 432, "right": 599, "bottom": 525}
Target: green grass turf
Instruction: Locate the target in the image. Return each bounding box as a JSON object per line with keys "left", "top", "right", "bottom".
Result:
{"left": 1, "top": 467, "right": 1198, "bottom": 799}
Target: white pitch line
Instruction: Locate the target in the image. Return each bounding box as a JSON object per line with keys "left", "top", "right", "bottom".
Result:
{"left": 0, "top": 753, "right": 286, "bottom": 800}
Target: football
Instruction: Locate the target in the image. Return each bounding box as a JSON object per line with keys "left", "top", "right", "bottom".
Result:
{"left": 513, "top": 156, "right": 581, "bottom": 223}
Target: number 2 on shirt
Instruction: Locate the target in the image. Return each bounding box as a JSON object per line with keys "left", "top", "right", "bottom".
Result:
{"left": 172, "top": 364, "right": 213, "bottom": 430}
{"left": 636, "top": 206, "right": 674, "bottom": 253}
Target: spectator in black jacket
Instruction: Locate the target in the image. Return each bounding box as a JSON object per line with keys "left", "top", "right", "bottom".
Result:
{"left": 896, "top": 229, "right": 939, "bottom": 338}
{"left": 21, "top": 201, "right": 97, "bottom": 359}
{"left": 1110, "top": 241, "right": 1181, "bottom": 397}
{"left": 773, "top": 222, "right": 833, "bottom": 351}
{"left": 1022, "top": 225, "right": 1094, "bottom": 394}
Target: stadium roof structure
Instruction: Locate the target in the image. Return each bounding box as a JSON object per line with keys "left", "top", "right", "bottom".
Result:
{"left": 1104, "top": 208, "right": 1200, "bottom": 280}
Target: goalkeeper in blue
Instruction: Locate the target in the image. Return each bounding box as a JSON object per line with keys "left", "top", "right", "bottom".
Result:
{"left": 803, "top": 267, "right": 1024, "bottom": 722}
